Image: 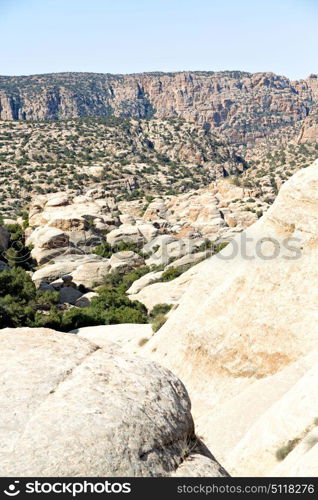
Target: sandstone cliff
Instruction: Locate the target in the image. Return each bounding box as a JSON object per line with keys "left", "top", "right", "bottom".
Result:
{"left": 1, "top": 71, "right": 317, "bottom": 146}
{"left": 143, "top": 159, "right": 318, "bottom": 475}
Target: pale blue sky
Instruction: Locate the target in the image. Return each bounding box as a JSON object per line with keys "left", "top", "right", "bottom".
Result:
{"left": 0, "top": 0, "right": 317, "bottom": 79}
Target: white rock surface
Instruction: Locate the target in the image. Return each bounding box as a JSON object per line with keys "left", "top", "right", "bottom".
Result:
{"left": 71, "top": 324, "right": 153, "bottom": 354}
{"left": 142, "top": 160, "right": 318, "bottom": 476}
{"left": 71, "top": 260, "right": 111, "bottom": 288}
{"left": 0, "top": 327, "right": 227, "bottom": 478}
{"left": 146, "top": 160, "right": 318, "bottom": 407}
{"left": 130, "top": 260, "right": 205, "bottom": 310}
{"left": 107, "top": 225, "right": 144, "bottom": 246}
{"left": 32, "top": 255, "right": 102, "bottom": 286}
{"left": 109, "top": 251, "right": 145, "bottom": 272}
{"left": 27, "top": 226, "right": 69, "bottom": 250}
{"left": 126, "top": 270, "right": 164, "bottom": 295}
{"left": 270, "top": 427, "right": 318, "bottom": 477}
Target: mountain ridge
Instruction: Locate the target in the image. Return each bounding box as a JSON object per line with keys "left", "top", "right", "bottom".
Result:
{"left": 1, "top": 70, "right": 317, "bottom": 149}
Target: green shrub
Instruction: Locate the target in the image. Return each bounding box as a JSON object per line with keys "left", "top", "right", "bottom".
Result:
{"left": 58, "top": 289, "right": 148, "bottom": 332}
{"left": 60, "top": 307, "right": 102, "bottom": 330}
{"left": 35, "top": 290, "right": 60, "bottom": 308}
{"left": 94, "top": 240, "right": 144, "bottom": 258}
{"left": 33, "top": 306, "right": 62, "bottom": 330}
{"left": 100, "top": 266, "right": 150, "bottom": 294}
{"left": 4, "top": 223, "right": 34, "bottom": 270}
{"left": 160, "top": 266, "right": 184, "bottom": 282}
{"left": 93, "top": 241, "right": 113, "bottom": 258}
{"left": 149, "top": 303, "right": 172, "bottom": 319}
{"left": 151, "top": 314, "right": 167, "bottom": 332}
{"left": 0, "top": 267, "right": 36, "bottom": 327}
{"left": 0, "top": 266, "right": 36, "bottom": 303}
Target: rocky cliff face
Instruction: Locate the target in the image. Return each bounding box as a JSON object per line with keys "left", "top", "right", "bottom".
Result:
{"left": 1, "top": 71, "right": 317, "bottom": 146}
{"left": 144, "top": 159, "right": 318, "bottom": 476}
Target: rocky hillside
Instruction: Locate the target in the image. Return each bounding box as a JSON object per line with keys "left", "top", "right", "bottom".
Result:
{"left": 144, "top": 159, "right": 318, "bottom": 476}
{"left": 1, "top": 157, "right": 318, "bottom": 477}
{"left": 0, "top": 116, "right": 243, "bottom": 216}
{"left": 1, "top": 71, "right": 318, "bottom": 147}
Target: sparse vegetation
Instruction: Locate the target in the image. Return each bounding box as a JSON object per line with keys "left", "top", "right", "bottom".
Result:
{"left": 0, "top": 117, "right": 236, "bottom": 216}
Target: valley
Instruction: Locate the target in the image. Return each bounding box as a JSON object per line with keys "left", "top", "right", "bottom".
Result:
{"left": 1, "top": 69, "right": 318, "bottom": 478}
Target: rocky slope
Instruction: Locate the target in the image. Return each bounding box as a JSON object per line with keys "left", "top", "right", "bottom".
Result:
{"left": 24, "top": 179, "right": 266, "bottom": 297}
{"left": 142, "top": 159, "right": 318, "bottom": 476}
{"left": 1, "top": 71, "right": 318, "bottom": 148}
{"left": 0, "top": 327, "right": 228, "bottom": 477}
{"left": 1, "top": 73, "right": 318, "bottom": 216}
{"left": 2, "top": 155, "right": 318, "bottom": 477}
{"left": 0, "top": 116, "right": 242, "bottom": 215}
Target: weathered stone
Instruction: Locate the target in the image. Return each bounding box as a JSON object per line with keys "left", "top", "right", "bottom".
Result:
{"left": 107, "top": 225, "right": 144, "bottom": 246}
{"left": 109, "top": 251, "right": 145, "bottom": 272}
{"left": 32, "top": 255, "right": 102, "bottom": 286}
{"left": 59, "top": 287, "right": 83, "bottom": 305}
{"left": 0, "top": 327, "right": 227, "bottom": 477}
{"left": 75, "top": 292, "right": 99, "bottom": 308}
{"left": 71, "top": 324, "right": 153, "bottom": 354}
{"left": 27, "top": 226, "right": 69, "bottom": 250}
{"left": 143, "top": 160, "right": 318, "bottom": 476}
{"left": 71, "top": 260, "right": 111, "bottom": 288}
{"left": 126, "top": 271, "right": 163, "bottom": 295}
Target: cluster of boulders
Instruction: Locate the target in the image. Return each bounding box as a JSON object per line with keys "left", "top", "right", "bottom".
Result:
{"left": 26, "top": 190, "right": 151, "bottom": 305}
{"left": 2, "top": 160, "right": 318, "bottom": 477}
{"left": 23, "top": 180, "right": 271, "bottom": 312}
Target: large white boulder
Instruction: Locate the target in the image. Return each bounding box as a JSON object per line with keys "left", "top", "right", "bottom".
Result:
{"left": 126, "top": 270, "right": 164, "bottom": 295}
{"left": 0, "top": 327, "right": 227, "bottom": 478}
{"left": 129, "top": 261, "right": 204, "bottom": 310}
{"left": 27, "top": 226, "right": 69, "bottom": 250}
{"left": 71, "top": 260, "right": 112, "bottom": 288}
{"left": 146, "top": 160, "right": 318, "bottom": 406}
{"left": 32, "top": 255, "right": 103, "bottom": 286}
{"left": 75, "top": 292, "right": 99, "bottom": 308}
{"left": 106, "top": 224, "right": 145, "bottom": 246}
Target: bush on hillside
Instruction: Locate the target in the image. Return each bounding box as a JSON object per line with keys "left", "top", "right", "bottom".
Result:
{"left": 0, "top": 265, "right": 148, "bottom": 331}
{"left": 0, "top": 267, "right": 36, "bottom": 327}
{"left": 148, "top": 303, "right": 172, "bottom": 319}
{"left": 4, "top": 223, "right": 34, "bottom": 270}
{"left": 160, "top": 266, "right": 184, "bottom": 282}
{"left": 94, "top": 240, "right": 144, "bottom": 259}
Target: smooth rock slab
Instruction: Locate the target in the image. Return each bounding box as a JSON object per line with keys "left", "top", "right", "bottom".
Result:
{"left": 0, "top": 327, "right": 227, "bottom": 478}
{"left": 71, "top": 323, "right": 153, "bottom": 354}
